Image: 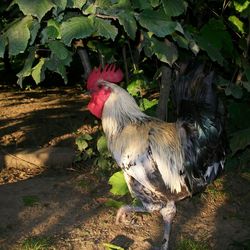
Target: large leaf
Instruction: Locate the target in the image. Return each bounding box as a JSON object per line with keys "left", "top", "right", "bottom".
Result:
{"left": 29, "top": 19, "right": 40, "bottom": 45}
{"left": 132, "top": 0, "right": 151, "bottom": 10}
{"left": 138, "top": 9, "right": 180, "bottom": 37}
{"left": 16, "top": 47, "right": 36, "bottom": 87}
{"left": 61, "top": 16, "right": 94, "bottom": 45}
{"left": 31, "top": 58, "right": 46, "bottom": 84}
{"left": 14, "top": 0, "right": 55, "bottom": 21}
{"left": 108, "top": 171, "right": 129, "bottom": 196}
{"left": 45, "top": 51, "right": 72, "bottom": 83}
{"left": 117, "top": 10, "right": 137, "bottom": 39}
{"left": 53, "top": 0, "right": 67, "bottom": 11}
{"left": 230, "top": 128, "right": 250, "bottom": 155}
{"left": 69, "top": 0, "right": 87, "bottom": 9}
{"left": 195, "top": 19, "right": 233, "bottom": 65}
{"left": 225, "top": 84, "right": 243, "bottom": 99}
{"left": 93, "top": 17, "right": 118, "bottom": 41}
{"left": 6, "top": 16, "right": 33, "bottom": 56}
{"left": 48, "top": 40, "right": 70, "bottom": 60}
{"left": 41, "top": 19, "right": 61, "bottom": 44}
{"left": 151, "top": 37, "right": 178, "bottom": 65}
{"left": 162, "top": 0, "right": 186, "bottom": 17}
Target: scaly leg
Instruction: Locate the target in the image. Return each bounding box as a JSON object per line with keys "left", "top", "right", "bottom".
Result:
{"left": 115, "top": 205, "right": 147, "bottom": 224}
{"left": 160, "top": 201, "right": 176, "bottom": 250}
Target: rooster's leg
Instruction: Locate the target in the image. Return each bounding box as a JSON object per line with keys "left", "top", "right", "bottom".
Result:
{"left": 115, "top": 205, "right": 147, "bottom": 224}
{"left": 160, "top": 201, "right": 176, "bottom": 250}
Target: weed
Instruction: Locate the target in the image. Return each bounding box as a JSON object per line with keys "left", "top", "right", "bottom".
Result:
{"left": 176, "top": 238, "right": 210, "bottom": 250}
{"left": 21, "top": 236, "right": 54, "bottom": 250}
{"left": 22, "top": 195, "right": 40, "bottom": 206}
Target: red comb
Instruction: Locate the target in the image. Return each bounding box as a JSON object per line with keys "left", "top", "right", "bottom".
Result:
{"left": 87, "top": 64, "right": 123, "bottom": 90}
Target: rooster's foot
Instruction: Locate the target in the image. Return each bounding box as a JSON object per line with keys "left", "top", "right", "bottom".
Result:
{"left": 115, "top": 205, "right": 146, "bottom": 224}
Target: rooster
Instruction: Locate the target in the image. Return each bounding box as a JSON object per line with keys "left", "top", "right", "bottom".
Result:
{"left": 86, "top": 64, "right": 226, "bottom": 249}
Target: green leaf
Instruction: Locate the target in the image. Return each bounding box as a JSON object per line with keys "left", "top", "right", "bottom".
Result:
{"left": 31, "top": 58, "right": 46, "bottom": 84}
{"left": 242, "top": 82, "right": 250, "bottom": 92}
{"left": 228, "top": 102, "right": 250, "bottom": 129}
{"left": 132, "top": 0, "right": 151, "bottom": 9}
{"left": 97, "top": 156, "right": 111, "bottom": 169}
{"left": 14, "top": 0, "right": 55, "bottom": 21}
{"left": 195, "top": 18, "right": 233, "bottom": 64}
{"left": 61, "top": 16, "right": 94, "bottom": 46}
{"left": 110, "top": 0, "right": 131, "bottom": 8}
{"left": 16, "top": 47, "right": 36, "bottom": 87}
{"left": 95, "top": 0, "right": 113, "bottom": 9}
{"left": 6, "top": 16, "right": 33, "bottom": 56}
{"left": 149, "top": 0, "right": 160, "bottom": 8}
{"left": 140, "top": 98, "right": 158, "bottom": 111}
{"left": 0, "top": 35, "right": 6, "bottom": 58}
{"left": 151, "top": 37, "right": 178, "bottom": 65}
{"left": 228, "top": 15, "right": 245, "bottom": 34}
{"left": 93, "top": 17, "right": 118, "bottom": 41}
{"left": 53, "top": 0, "right": 67, "bottom": 11}
{"left": 230, "top": 128, "right": 250, "bottom": 154}
{"left": 97, "top": 135, "right": 108, "bottom": 154}
{"left": 41, "top": 19, "right": 61, "bottom": 44}
{"left": 233, "top": 0, "right": 250, "bottom": 12}
{"left": 225, "top": 84, "right": 243, "bottom": 99}
{"left": 244, "top": 65, "right": 250, "bottom": 82}
{"left": 29, "top": 19, "right": 40, "bottom": 45}
{"left": 71, "top": 0, "right": 87, "bottom": 9}
{"left": 138, "top": 9, "right": 180, "bottom": 37}
{"left": 127, "top": 79, "right": 143, "bottom": 97}
{"left": 48, "top": 40, "right": 69, "bottom": 60}
{"left": 162, "top": 0, "right": 186, "bottom": 17}
{"left": 172, "top": 33, "right": 189, "bottom": 49}
{"left": 45, "top": 52, "right": 72, "bottom": 83}
{"left": 103, "top": 242, "right": 125, "bottom": 250}
{"left": 108, "top": 171, "right": 129, "bottom": 196}
{"left": 117, "top": 10, "right": 137, "bottom": 40}
{"left": 196, "top": 35, "right": 224, "bottom": 65}
{"left": 75, "top": 136, "right": 89, "bottom": 151}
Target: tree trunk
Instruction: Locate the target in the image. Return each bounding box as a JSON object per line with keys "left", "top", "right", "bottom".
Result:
{"left": 156, "top": 65, "right": 172, "bottom": 121}
{"left": 76, "top": 46, "right": 92, "bottom": 80}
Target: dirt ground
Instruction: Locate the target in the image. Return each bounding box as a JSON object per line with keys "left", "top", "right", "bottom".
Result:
{"left": 0, "top": 86, "right": 249, "bottom": 250}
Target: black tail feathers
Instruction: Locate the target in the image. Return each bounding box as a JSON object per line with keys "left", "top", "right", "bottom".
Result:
{"left": 172, "top": 64, "right": 227, "bottom": 194}
{"left": 172, "top": 64, "right": 221, "bottom": 122}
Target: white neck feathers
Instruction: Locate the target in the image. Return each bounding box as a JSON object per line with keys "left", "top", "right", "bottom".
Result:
{"left": 101, "top": 83, "right": 147, "bottom": 138}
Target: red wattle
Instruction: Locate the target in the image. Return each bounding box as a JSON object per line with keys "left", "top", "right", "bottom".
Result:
{"left": 87, "top": 87, "right": 111, "bottom": 118}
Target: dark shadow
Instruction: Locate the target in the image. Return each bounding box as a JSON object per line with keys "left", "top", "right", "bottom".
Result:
{"left": 110, "top": 235, "right": 134, "bottom": 249}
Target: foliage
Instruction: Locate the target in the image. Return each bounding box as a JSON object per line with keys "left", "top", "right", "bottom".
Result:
{"left": 75, "top": 132, "right": 117, "bottom": 176}
{"left": 108, "top": 171, "right": 129, "bottom": 196}
{"left": 22, "top": 195, "right": 40, "bottom": 206}
{"left": 103, "top": 243, "right": 125, "bottom": 250}
{"left": 21, "top": 236, "right": 54, "bottom": 250}
{"left": 176, "top": 238, "right": 210, "bottom": 250}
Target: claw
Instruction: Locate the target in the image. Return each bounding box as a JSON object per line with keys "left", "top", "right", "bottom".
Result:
{"left": 115, "top": 205, "right": 131, "bottom": 224}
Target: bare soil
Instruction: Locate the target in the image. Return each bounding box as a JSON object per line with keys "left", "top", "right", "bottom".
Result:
{"left": 0, "top": 86, "right": 249, "bottom": 250}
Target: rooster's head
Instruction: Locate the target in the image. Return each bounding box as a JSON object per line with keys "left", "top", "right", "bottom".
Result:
{"left": 86, "top": 64, "right": 124, "bottom": 118}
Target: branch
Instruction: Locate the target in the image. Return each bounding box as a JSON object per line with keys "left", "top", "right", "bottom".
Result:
{"left": 95, "top": 13, "right": 118, "bottom": 20}
{"left": 74, "top": 40, "right": 92, "bottom": 80}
